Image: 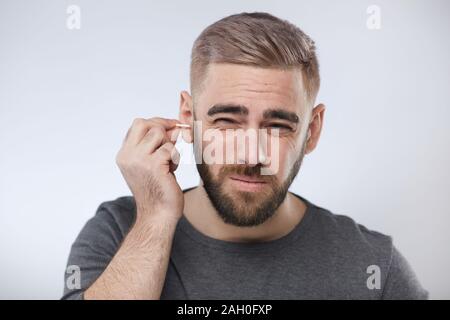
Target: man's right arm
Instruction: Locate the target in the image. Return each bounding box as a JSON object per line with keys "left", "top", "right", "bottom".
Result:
{"left": 62, "top": 117, "right": 189, "bottom": 300}
{"left": 84, "top": 209, "right": 179, "bottom": 300}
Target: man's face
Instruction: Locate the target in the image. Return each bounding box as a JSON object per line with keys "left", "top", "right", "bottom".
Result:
{"left": 192, "top": 63, "right": 311, "bottom": 227}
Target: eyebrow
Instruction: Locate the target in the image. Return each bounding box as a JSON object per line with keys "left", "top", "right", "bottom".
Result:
{"left": 207, "top": 104, "right": 249, "bottom": 117}
{"left": 207, "top": 104, "right": 300, "bottom": 124}
{"left": 263, "top": 108, "right": 299, "bottom": 124}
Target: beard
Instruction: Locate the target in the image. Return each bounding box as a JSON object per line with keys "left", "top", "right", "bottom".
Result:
{"left": 196, "top": 140, "right": 306, "bottom": 227}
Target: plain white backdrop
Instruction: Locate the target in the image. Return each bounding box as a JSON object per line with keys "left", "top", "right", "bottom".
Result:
{"left": 0, "top": 0, "right": 449, "bottom": 299}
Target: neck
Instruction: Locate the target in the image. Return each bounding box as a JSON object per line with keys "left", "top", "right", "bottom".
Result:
{"left": 182, "top": 185, "right": 307, "bottom": 243}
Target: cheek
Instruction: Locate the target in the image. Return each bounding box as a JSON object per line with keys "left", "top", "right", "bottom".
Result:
{"left": 274, "top": 139, "right": 300, "bottom": 178}
{"left": 199, "top": 129, "right": 229, "bottom": 164}
{"left": 274, "top": 152, "right": 289, "bottom": 180}
{"left": 208, "top": 164, "right": 222, "bottom": 177}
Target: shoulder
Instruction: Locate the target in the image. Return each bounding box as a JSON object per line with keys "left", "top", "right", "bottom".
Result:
{"left": 95, "top": 196, "right": 137, "bottom": 229}
{"left": 303, "top": 198, "right": 428, "bottom": 299}
{"left": 306, "top": 200, "right": 394, "bottom": 259}
{"left": 73, "top": 196, "right": 137, "bottom": 251}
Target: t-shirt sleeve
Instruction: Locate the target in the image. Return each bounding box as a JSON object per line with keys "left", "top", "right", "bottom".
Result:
{"left": 61, "top": 200, "right": 134, "bottom": 300}
{"left": 381, "top": 245, "right": 429, "bottom": 299}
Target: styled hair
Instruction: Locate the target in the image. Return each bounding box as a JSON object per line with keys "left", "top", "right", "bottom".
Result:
{"left": 190, "top": 12, "right": 320, "bottom": 104}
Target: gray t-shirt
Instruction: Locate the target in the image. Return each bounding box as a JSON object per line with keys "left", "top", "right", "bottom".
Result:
{"left": 62, "top": 189, "right": 428, "bottom": 299}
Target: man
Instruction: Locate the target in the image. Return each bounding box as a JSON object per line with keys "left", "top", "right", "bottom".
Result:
{"left": 62, "top": 12, "right": 428, "bottom": 299}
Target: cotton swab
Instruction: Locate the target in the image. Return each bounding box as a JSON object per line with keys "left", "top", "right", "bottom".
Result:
{"left": 175, "top": 123, "right": 191, "bottom": 128}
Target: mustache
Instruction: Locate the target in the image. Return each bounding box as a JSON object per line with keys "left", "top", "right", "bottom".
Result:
{"left": 219, "top": 164, "right": 277, "bottom": 183}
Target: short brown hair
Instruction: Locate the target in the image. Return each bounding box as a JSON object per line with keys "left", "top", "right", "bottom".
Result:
{"left": 190, "top": 12, "right": 320, "bottom": 105}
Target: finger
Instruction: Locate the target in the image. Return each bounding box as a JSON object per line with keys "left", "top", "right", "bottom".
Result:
{"left": 169, "top": 147, "right": 180, "bottom": 173}
{"left": 181, "top": 127, "right": 193, "bottom": 143}
{"left": 137, "top": 126, "right": 170, "bottom": 155}
{"left": 150, "top": 117, "right": 181, "bottom": 128}
{"left": 154, "top": 142, "right": 178, "bottom": 165}
{"left": 125, "top": 118, "right": 179, "bottom": 146}
{"left": 123, "top": 126, "right": 132, "bottom": 145}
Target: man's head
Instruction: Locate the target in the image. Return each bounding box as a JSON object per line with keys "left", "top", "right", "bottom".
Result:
{"left": 179, "top": 12, "right": 325, "bottom": 227}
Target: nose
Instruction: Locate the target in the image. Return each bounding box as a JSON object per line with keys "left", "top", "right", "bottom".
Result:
{"left": 235, "top": 127, "right": 269, "bottom": 167}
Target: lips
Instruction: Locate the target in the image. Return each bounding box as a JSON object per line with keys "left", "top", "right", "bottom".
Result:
{"left": 229, "top": 175, "right": 267, "bottom": 184}
{"left": 228, "top": 174, "right": 268, "bottom": 192}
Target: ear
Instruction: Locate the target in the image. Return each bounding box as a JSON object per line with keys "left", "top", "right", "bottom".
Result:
{"left": 304, "top": 103, "right": 325, "bottom": 155}
{"left": 179, "top": 90, "right": 194, "bottom": 143}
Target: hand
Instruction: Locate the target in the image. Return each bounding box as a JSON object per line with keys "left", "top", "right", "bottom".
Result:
{"left": 116, "top": 117, "right": 184, "bottom": 221}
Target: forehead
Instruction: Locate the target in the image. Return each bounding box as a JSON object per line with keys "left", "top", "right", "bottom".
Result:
{"left": 196, "top": 63, "right": 306, "bottom": 116}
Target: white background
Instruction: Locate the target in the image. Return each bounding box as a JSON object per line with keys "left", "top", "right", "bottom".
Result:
{"left": 0, "top": 0, "right": 449, "bottom": 299}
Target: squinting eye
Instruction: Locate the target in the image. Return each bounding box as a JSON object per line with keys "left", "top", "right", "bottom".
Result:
{"left": 214, "top": 118, "right": 237, "bottom": 124}
{"left": 270, "top": 124, "right": 291, "bottom": 129}
{"left": 267, "top": 124, "right": 293, "bottom": 131}
{"left": 265, "top": 124, "right": 294, "bottom": 135}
